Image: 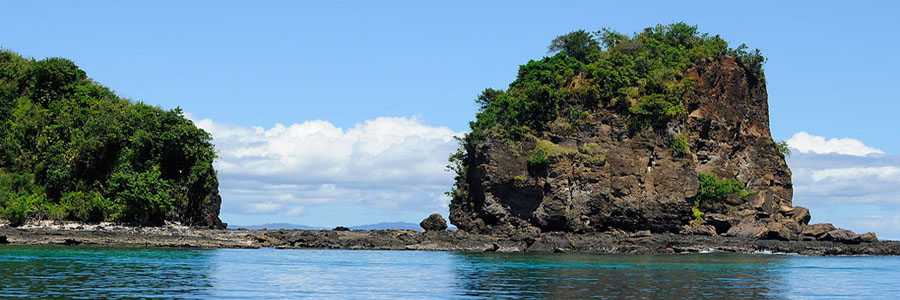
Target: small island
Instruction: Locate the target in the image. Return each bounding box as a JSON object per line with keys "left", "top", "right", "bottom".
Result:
{"left": 1, "top": 23, "right": 898, "bottom": 256}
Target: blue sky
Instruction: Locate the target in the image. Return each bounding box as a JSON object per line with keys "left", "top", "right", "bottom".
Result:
{"left": 2, "top": 1, "right": 899, "bottom": 237}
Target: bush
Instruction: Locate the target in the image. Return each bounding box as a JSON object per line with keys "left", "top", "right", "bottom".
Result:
{"left": 2, "top": 193, "right": 43, "bottom": 226}
{"left": 671, "top": 135, "right": 690, "bottom": 157}
{"left": 579, "top": 142, "right": 606, "bottom": 164}
{"left": 776, "top": 140, "right": 791, "bottom": 157}
{"left": 693, "top": 173, "right": 748, "bottom": 222}
{"left": 106, "top": 168, "right": 173, "bottom": 225}
{"left": 527, "top": 148, "right": 551, "bottom": 176}
{"left": 696, "top": 173, "right": 748, "bottom": 204}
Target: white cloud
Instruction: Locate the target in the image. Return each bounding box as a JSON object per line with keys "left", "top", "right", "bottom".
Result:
{"left": 786, "top": 131, "right": 884, "bottom": 156}
{"left": 247, "top": 202, "right": 284, "bottom": 214}
{"left": 811, "top": 166, "right": 900, "bottom": 182}
{"left": 186, "top": 113, "right": 462, "bottom": 219}
{"left": 786, "top": 133, "right": 900, "bottom": 238}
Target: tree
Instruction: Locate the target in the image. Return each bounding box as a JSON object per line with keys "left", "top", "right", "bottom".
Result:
{"left": 548, "top": 30, "right": 599, "bottom": 62}
{"left": 24, "top": 57, "right": 86, "bottom": 106}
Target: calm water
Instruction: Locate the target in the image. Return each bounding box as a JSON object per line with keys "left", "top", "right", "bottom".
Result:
{"left": 1, "top": 246, "right": 898, "bottom": 299}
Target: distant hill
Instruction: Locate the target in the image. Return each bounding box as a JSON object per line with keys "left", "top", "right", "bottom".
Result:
{"left": 229, "top": 221, "right": 432, "bottom": 231}
{"left": 349, "top": 222, "right": 421, "bottom": 231}
{"left": 230, "top": 223, "right": 323, "bottom": 230}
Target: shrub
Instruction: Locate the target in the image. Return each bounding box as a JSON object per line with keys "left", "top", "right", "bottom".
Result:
{"left": 692, "top": 206, "right": 704, "bottom": 222}
{"left": 692, "top": 173, "right": 749, "bottom": 222}
{"left": 527, "top": 148, "right": 551, "bottom": 176}
{"left": 671, "top": 135, "right": 690, "bottom": 157}
{"left": 2, "top": 193, "right": 43, "bottom": 226}
{"left": 696, "top": 173, "right": 748, "bottom": 204}
{"left": 579, "top": 142, "right": 606, "bottom": 164}
{"left": 776, "top": 140, "right": 791, "bottom": 157}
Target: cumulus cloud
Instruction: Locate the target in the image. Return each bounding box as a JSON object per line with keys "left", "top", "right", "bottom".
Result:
{"left": 786, "top": 131, "right": 884, "bottom": 156}
{"left": 186, "top": 113, "right": 461, "bottom": 219}
{"left": 786, "top": 133, "right": 900, "bottom": 238}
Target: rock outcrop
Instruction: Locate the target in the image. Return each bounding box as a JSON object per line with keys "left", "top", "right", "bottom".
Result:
{"left": 420, "top": 214, "right": 448, "bottom": 231}
{"left": 2, "top": 226, "right": 897, "bottom": 255}
{"left": 449, "top": 56, "right": 874, "bottom": 244}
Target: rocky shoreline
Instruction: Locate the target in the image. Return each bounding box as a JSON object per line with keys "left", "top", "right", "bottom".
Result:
{"left": 2, "top": 224, "right": 899, "bottom": 256}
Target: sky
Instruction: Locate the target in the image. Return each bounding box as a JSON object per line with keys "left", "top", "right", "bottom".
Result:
{"left": 2, "top": 1, "right": 899, "bottom": 237}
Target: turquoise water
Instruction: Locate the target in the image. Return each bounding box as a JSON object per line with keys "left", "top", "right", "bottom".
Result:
{"left": 1, "top": 246, "right": 898, "bottom": 299}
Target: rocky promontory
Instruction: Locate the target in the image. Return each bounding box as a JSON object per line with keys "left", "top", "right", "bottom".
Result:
{"left": 1, "top": 224, "right": 898, "bottom": 256}
{"left": 447, "top": 23, "right": 877, "bottom": 244}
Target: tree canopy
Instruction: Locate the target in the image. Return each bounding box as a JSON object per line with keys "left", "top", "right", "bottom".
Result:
{"left": 449, "top": 22, "right": 767, "bottom": 202}
{"left": 467, "top": 22, "right": 765, "bottom": 142}
{"left": 0, "top": 50, "right": 218, "bottom": 226}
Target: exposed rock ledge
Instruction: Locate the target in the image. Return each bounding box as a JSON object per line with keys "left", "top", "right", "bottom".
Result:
{"left": 1, "top": 226, "right": 898, "bottom": 256}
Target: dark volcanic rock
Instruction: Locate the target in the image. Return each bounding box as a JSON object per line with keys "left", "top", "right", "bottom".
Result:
{"left": 1, "top": 227, "right": 898, "bottom": 256}
{"left": 823, "top": 229, "right": 862, "bottom": 244}
{"left": 451, "top": 57, "right": 793, "bottom": 235}
{"left": 168, "top": 174, "right": 227, "bottom": 229}
{"left": 680, "top": 223, "right": 716, "bottom": 236}
{"left": 448, "top": 56, "right": 875, "bottom": 244}
{"left": 420, "top": 214, "right": 448, "bottom": 231}
{"left": 333, "top": 226, "right": 350, "bottom": 231}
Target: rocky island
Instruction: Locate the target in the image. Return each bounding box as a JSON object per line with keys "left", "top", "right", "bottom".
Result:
{"left": 1, "top": 23, "right": 898, "bottom": 255}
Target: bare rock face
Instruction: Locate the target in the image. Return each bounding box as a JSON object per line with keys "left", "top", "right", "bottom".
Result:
{"left": 168, "top": 170, "right": 226, "bottom": 229}
{"left": 449, "top": 57, "right": 868, "bottom": 244}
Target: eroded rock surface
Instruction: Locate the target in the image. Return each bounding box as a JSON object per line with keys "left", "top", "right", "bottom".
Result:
{"left": 449, "top": 57, "right": 873, "bottom": 244}
{"left": 1, "top": 227, "right": 897, "bottom": 256}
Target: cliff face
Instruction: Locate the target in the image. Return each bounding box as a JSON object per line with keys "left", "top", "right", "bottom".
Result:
{"left": 170, "top": 174, "right": 226, "bottom": 229}
{"left": 450, "top": 55, "right": 871, "bottom": 242}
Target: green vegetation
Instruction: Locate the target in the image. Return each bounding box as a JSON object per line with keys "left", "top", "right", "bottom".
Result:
{"left": 579, "top": 142, "right": 606, "bottom": 164}
{"left": 697, "top": 173, "right": 749, "bottom": 204}
{"left": 447, "top": 22, "right": 766, "bottom": 203}
{"left": 777, "top": 140, "right": 791, "bottom": 157}
{"left": 0, "top": 50, "right": 217, "bottom": 226}
{"left": 671, "top": 135, "right": 690, "bottom": 157}
{"left": 465, "top": 22, "right": 765, "bottom": 141}
{"left": 693, "top": 173, "right": 749, "bottom": 221}
{"left": 527, "top": 148, "right": 551, "bottom": 176}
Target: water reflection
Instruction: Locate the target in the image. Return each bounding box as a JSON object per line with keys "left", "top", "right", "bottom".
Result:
{"left": 0, "top": 245, "right": 215, "bottom": 298}
{"left": 450, "top": 252, "right": 790, "bottom": 299}
{"left": 2, "top": 246, "right": 898, "bottom": 299}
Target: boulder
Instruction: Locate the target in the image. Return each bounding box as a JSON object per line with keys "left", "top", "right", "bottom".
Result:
{"left": 786, "top": 206, "right": 811, "bottom": 225}
{"left": 680, "top": 223, "right": 716, "bottom": 236}
{"left": 801, "top": 223, "right": 836, "bottom": 240}
{"left": 725, "top": 220, "right": 768, "bottom": 239}
{"left": 725, "top": 193, "right": 743, "bottom": 206}
{"left": 420, "top": 214, "right": 448, "bottom": 231}
{"left": 631, "top": 230, "right": 652, "bottom": 238}
{"left": 333, "top": 226, "right": 350, "bottom": 231}
{"left": 822, "top": 229, "right": 861, "bottom": 244}
{"left": 703, "top": 213, "right": 736, "bottom": 234}
{"left": 859, "top": 232, "right": 878, "bottom": 243}
{"left": 766, "top": 221, "right": 800, "bottom": 241}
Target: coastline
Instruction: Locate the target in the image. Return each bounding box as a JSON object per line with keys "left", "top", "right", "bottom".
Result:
{"left": 2, "top": 224, "right": 899, "bottom": 256}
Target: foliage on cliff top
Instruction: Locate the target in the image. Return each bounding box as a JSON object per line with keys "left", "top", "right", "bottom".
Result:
{"left": 467, "top": 22, "right": 765, "bottom": 140}
{"left": 449, "top": 23, "right": 765, "bottom": 204}
{"left": 0, "top": 50, "right": 218, "bottom": 226}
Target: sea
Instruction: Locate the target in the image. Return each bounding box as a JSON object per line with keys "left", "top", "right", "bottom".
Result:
{"left": 1, "top": 245, "right": 898, "bottom": 299}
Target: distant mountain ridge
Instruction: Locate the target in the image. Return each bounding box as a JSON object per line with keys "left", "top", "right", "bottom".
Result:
{"left": 231, "top": 222, "right": 425, "bottom": 231}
